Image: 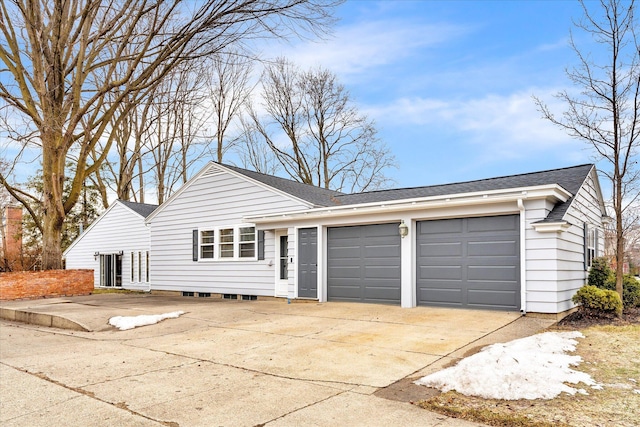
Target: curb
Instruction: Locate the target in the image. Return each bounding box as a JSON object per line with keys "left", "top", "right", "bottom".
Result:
{"left": 0, "top": 307, "right": 90, "bottom": 332}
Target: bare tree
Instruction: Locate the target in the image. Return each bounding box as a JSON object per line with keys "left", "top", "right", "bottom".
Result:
{"left": 246, "top": 58, "right": 395, "bottom": 192}
{"left": 535, "top": 0, "right": 640, "bottom": 302}
{"left": 236, "top": 112, "right": 282, "bottom": 175}
{"left": 0, "top": 0, "right": 339, "bottom": 269}
{"left": 205, "top": 52, "right": 254, "bottom": 163}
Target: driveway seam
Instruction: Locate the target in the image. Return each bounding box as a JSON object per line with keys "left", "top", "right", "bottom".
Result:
{"left": 0, "top": 362, "right": 172, "bottom": 426}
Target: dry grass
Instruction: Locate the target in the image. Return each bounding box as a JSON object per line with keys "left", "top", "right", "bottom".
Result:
{"left": 417, "top": 324, "right": 640, "bottom": 427}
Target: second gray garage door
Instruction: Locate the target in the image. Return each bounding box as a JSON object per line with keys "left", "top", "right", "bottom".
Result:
{"left": 327, "top": 223, "right": 401, "bottom": 304}
{"left": 416, "top": 215, "right": 520, "bottom": 311}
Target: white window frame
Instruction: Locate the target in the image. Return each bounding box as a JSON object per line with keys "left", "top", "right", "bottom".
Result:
{"left": 586, "top": 224, "right": 597, "bottom": 269}
{"left": 198, "top": 224, "right": 256, "bottom": 261}
{"left": 200, "top": 230, "right": 215, "bottom": 259}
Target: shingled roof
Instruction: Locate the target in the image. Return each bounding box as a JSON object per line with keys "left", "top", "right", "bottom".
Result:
{"left": 222, "top": 162, "right": 595, "bottom": 223}
{"left": 332, "top": 164, "right": 593, "bottom": 206}
{"left": 221, "top": 163, "right": 344, "bottom": 207}
{"left": 118, "top": 200, "right": 158, "bottom": 218}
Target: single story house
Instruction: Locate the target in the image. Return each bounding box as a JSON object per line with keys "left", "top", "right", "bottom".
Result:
{"left": 64, "top": 199, "right": 158, "bottom": 290}
{"left": 137, "top": 161, "right": 606, "bottom": 315}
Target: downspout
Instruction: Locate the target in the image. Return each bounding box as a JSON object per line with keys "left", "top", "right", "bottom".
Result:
{"left": 517, "top": 199, "right": 526, "bottom": 314}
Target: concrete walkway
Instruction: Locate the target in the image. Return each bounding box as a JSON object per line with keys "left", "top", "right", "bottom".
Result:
{"left": 0, "top": 294, "right": 555, "bottom": 426}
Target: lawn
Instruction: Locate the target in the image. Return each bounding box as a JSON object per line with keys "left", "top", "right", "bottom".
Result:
{"left": 417, "top": 324, "right": 640, "bottom": 427}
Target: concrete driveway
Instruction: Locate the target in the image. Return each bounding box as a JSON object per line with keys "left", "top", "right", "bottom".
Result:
{"left": 0, "top": 294, "right": 554, "bottom": 426}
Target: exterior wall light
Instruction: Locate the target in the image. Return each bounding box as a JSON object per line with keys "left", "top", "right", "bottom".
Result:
{"left": 398, "top": 220, "right": 409, "bottom": 238}
{"left": 94, "top": 252, "right": 99, "bottom": 260}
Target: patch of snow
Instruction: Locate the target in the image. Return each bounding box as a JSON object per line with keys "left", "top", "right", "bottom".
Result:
{"left": 109, "top": 311, "right": 185, "bottom": 330}
{"left": 415, "top": 331, "right": 601, "bottom": 400}
{"left": 634, "top": 390, "right": 640, "bottom": 395}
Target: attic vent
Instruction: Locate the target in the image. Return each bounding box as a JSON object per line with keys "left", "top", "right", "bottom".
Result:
{"left": 203, "top": 165, "right": 224, "bottom": 177}
{"left": 182, "top": 291, "right": 194, "bottom": 297}
{"left": 223, "top": 294, "right": 237, "bottom": 300}
{"left": 241, "top": 295, "right": 257, "bottom": 301}
{"left": 198, "top": 292, "right": 211, "bottom": 298}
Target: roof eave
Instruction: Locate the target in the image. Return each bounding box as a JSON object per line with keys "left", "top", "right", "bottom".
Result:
{"left": 245, "top": 184, "right": 572, "bottom": 224}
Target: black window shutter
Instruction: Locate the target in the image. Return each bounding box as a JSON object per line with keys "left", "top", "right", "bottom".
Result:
{"left": 192, "top": 229, "right": 199, "bottom": 261}
{"left": 595, "top": 228, "right": 599, "bottom": 258}
{"left": 257, "top": 230, "right": 265, "bottom": 260}
{"left": 583, "top": 223, "right": 588, "bottom": 271}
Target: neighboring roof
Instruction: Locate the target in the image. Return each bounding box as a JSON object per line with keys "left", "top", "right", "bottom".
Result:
{"left": 332, "top": 164, "right": 594, "bottom": 206}
{"left": 221, "top": 163, "right": 344, "bottom": 207}
{"left": 118, "top": 200, "right": 158, "bottom": 218}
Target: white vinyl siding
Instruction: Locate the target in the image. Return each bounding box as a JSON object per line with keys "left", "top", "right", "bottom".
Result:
{"left": 148, "top": 164, "right": 309, "bottom": 295}
{"left": 525, "top": 170, "right": 605, "bottom": 313}
{"left": 64, "top": 201, "right": 151, "bottom": 291}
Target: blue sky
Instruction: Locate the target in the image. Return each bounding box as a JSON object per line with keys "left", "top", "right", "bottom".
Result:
{"left": 3, "top": 1, "right": 614, "bottom": 197}
{"left": 266, "top": 0, "right": 600, "bottom": 189}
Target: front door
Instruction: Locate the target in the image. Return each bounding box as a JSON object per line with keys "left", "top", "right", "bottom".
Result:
{"left": 275, "top": 231, "right": 289, "bottom": 297}
{"left": 297, "top": 227, "right": 318, "bottom": 298}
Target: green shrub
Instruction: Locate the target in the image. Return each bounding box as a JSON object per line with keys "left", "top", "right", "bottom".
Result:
{"left": 622, "top": 275, "right": 640, "bottom": 307}
{"left": 588, "top": 257, "right": 615, "bottom": 289}
{"left": 572, "top": 285, "right": 622, "bottom": 317}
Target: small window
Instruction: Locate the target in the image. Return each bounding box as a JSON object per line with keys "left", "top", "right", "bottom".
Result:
{"left": 131, "top": 252, "right": 135, "bottom": 282}
{"left": 145, "top": 251, "right": 150, "bottom": 282}
{"left": 200, "top": 230, "right": 214, "bottom": 259}
{"left": 138, "top": 251, "right": 142, "bottom": 282}
{"left": 279, "top": 235, "right": 288, "bottom": 280}
{"left": 239, "top": 226, "right": 256, "bottom": 258}
{"left": 219, "top": 228, "right": 234, "bottom": 258}
{"left": 587, "top": 226, "right": 596, "bottom": 268}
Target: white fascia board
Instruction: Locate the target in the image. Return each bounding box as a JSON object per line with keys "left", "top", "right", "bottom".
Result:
{"left": 532, "top": 221, "right": 571, "bottom": 233}
{"left": 245, "top": 184, "right": 572, "bottom": 224}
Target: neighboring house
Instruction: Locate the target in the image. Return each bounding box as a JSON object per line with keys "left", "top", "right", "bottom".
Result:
{"left": 141, "top": 162, "right": 606, "bottom": 315}
{"left": 64, "top": 200, "right": 158, "bottom": 290}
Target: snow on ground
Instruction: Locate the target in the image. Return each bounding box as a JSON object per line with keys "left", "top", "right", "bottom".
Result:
{"left": 109, "top": 311, "right": 185, "bottom": 330}
{"left": 415, "top": 331, "right": 600, "bottom": 400}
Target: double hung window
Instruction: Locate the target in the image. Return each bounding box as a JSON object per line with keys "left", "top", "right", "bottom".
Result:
{"left": 198, "top": 225, "right": 256, "bottom": 260}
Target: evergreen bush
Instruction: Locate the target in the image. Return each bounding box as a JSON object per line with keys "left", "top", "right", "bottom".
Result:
{"left": 572, "top": 285, "right": 622, "bottom": 317}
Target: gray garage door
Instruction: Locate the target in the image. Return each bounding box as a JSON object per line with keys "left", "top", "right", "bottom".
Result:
{"left": 327, "top": 223, "right": 401, "bottom": 304}
{"left": 416, "top": 215, "right": 520, "bottom": 311}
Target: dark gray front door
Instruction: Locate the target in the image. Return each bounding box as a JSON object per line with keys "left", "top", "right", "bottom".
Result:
{"left": 416, "top": 215, "right": 520, "bottom": 311}
{"left": 298, "top": 227, "right": 318, "bottom": 298}
{"left": 327, "top": 223, "right": 401, "bottom": 304}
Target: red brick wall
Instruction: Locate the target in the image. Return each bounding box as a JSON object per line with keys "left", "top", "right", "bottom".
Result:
{"left": 0, "top": 269, "right": 94, "bottom": 301}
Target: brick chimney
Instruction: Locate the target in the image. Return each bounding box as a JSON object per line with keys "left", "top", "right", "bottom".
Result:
{"left": 2, "top": 206, "right": 23, "bottom": 271}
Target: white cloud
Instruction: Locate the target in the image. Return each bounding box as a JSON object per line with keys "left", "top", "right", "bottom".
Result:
{"left": 364, "top": 87, "right": 589, "bottom": 162}
{"left": 265, "top": 19, "right": 469, "bottom": 78}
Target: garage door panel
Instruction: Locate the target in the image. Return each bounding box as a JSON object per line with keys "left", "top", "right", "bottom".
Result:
{"left": 468, "top": 290, "right": 517, "bottom": 308}
{"left": 467, "top": 215, "right": 518, "bottom": 233}
{"left": 418, "top": 288, "right": 463, "bottom": 305}
{"left": 468, "top": 265, "right": 518, "bottom": 281}
{"left": 419, "top": 265, "right": 462, "bottom": 280}
{"left": 417, "top": 215, "right": 520, "bottom": 311}
{"left": 467, "top": 240, "right": 518, "bottom": 256}
{"left": 328, "top": 268, "right": 362, "bottom": 280}
{"left": 419, "top": 218, "right": 463, "bottom": 235}
{"left": 328, "top": 223, "right": 401, "bottom": 304}
{"left": 364, "top": 245, "right": 401, "bottom": 258}
{"left": 419, "top": 242, "right": 462, "bottom": 257}
{"left": 365, "top": 265, "right": 401, "bottom": 279}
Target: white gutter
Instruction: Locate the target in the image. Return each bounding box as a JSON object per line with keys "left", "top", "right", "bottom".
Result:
{"left": 518, "top": 198, "right": 527, "bottom": 314}
{"left": 246, "top": 184, "right": 571, "bottom": 224}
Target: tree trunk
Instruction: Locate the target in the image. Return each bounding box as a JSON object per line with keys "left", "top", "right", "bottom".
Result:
{"left": 41, "top": 136, "right": 66, "bottom": 270}
{"left": 615, "top": 179, "right": 624, "bottom": 302}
